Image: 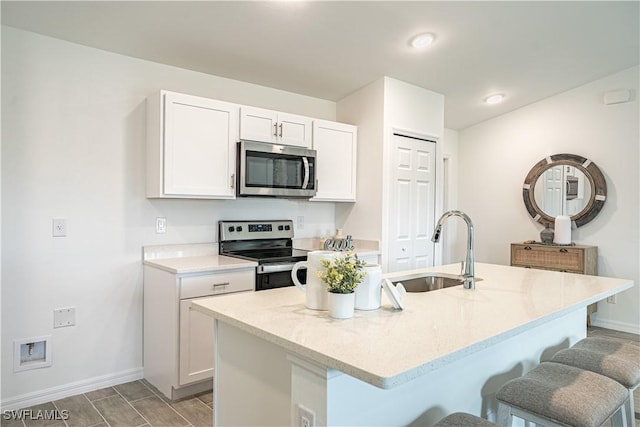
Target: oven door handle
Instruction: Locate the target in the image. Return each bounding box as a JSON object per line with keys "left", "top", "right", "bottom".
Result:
{"left": 257, "top": 263, "right": 297, "bottom": 274}
{"left": 302, "top": 157, "right": 310, "bottom": 189}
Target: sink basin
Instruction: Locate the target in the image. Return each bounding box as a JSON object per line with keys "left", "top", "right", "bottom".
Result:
{"left": 391, "top": 274, "right": 481, "bottom": 292}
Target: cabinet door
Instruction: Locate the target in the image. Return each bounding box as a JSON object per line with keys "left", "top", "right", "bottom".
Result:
{"left": 311, "top": 120, "right": 357, "bottom": 201}
{"left": 179, "top": 299, "right": 214, "bottom": 385}
{"left": 278, "top": 112, "right": 313, "bottom": 148}
{"left": 240, "top": 106, "right": 278, "bottom": 144}
{"left": 164, "top": 92, "right": 238, "bottom": 198}
{"left": 240, "top": 107, "right": 312, "bottom": 148}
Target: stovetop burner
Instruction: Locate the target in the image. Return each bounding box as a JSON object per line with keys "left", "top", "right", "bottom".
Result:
{"left": 224, "top": 248, "right": 308, "bottom": 264}
{"left": 218, "top": 219, "right": 307, "bottom": 263}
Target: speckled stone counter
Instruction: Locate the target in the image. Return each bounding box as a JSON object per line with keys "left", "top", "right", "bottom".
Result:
{"left": 143, "top": 243, "right": 257, "bottom": 274}
{"left": 192, "top": 262, "right": 633, "bottom": 426}
{"left": 193, "top": 262, "right": 632, "bottom": 388}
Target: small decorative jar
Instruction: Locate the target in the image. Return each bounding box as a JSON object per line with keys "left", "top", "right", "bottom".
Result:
{"left": 355, "top": 264, "right": 382, "bottom": 310}
{"left": 540, "top": 224, "right": 554, "bottom": 244}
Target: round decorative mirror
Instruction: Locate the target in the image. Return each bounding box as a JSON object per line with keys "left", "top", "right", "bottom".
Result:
{"left": 522, "top": 153, "right": 607, "bottom": 228}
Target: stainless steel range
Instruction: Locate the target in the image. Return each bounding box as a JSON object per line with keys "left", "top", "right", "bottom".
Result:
{"left": 218, "top": 220, "right": 307, "bottom": 291}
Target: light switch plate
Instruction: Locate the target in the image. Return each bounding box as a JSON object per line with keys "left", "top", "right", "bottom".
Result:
{"left": 156, "top": 217, "right": 167, "bottom": 234}
{"left": 54, "top": 307, "right": 76, "bottom": 328}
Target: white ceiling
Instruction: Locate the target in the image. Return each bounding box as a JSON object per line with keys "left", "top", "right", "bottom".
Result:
{"left": 2, "top": 1, "right": 638, "bottom": 130}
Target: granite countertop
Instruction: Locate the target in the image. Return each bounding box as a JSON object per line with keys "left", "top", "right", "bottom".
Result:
{"left": 144, "top": 255, "right": 257, "bottom": 274}
{"left": 192, "top": 262, "right": 633, "bottom": 389}
{"left": 142, "top": 243, "right": 257, "bottom": 274}
{"left": 142, "top": 240, "right": 379, "bottom": 274}
{"left": 293, "top": 237, "right": 381, "bottom": 258}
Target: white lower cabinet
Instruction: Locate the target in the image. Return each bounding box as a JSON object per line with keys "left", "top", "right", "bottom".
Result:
{"left": 311, "top": 120, "right": 357, "bottom": 202}
{"left": 178, "top": 299, "right": 214, "bottom": 385}
{"left": 143, "top": 266, "right": 254, "bottom": 400}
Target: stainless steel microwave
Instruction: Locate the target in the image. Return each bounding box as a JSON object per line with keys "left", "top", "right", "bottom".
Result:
{"left": 237, "top": 140, "right": 317, "bottom": 198}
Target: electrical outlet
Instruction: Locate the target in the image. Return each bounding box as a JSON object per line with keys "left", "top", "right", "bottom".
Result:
{"left": 297, "top": 216, "right": 304, "bottom": 230}
{"left": 156, "top": 217, "right": 167, "bottom": 234}
{"left": 52, "top": 218, "right": 67, "bottom": 237}
{"left": 297, "top": 404, "right": 315, "bottom": 427}
{"left": 606, "top": 294, "right": 617, "bottom": 304}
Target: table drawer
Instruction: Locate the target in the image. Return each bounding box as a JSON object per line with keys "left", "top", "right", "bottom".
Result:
{"left": 511, "top": 245, "right": 584, "bottom": 272}
{"left": 180, "top": 269, "right": 254, "bottom": 299}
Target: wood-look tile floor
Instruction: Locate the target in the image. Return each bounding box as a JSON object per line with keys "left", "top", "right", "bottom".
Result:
{"left": 2, "top": 327, "right": 638, "bottom": 427}
{"left": 1, "top": 380, "right": 212, "bottom": 427}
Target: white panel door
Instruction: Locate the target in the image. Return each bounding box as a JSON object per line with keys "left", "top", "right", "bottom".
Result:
{"left": 388, "top": 134, "right": 436, "bottom": 272}
{"left": 164, "top": 92, "right": 237, "bottom": 198}
{"left": 542, "top": 165, "right": 563, "bottom": 217}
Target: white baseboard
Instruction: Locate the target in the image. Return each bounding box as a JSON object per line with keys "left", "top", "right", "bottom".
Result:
{"left": 0, "top": 367, "right": 144, "bottom": 412}
{"left": 590, "top": 318, "right": 640, "bottom": 335}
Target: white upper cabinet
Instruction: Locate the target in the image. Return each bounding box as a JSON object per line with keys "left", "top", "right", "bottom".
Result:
{"left": 311, "top": 120, "right": 357, "bottom": 202}
{"left": 240, "top": 106, "right": 312, "bottom": 148}
{"left": 147, "top": 91, "right": 238, "bottom": 199}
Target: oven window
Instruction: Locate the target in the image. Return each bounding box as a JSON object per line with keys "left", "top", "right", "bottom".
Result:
{"left": 256, "top": 269, "right": 306, "bottom": 291}
{"left": 246, "top": 151, "right": 314, "bottom": 189}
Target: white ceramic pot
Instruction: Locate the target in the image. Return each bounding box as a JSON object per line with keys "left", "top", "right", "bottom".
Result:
{"left": 355, "top": 264, "right": 382, "bottom": 310}
{"left": 328, "top": 292, "right": 355, "bottom": 319}
{"left": 554, "top": 215, "right": 572, "bottom": 245}
{"left": 291, "top": 250, "right": 336, "bottom": 310}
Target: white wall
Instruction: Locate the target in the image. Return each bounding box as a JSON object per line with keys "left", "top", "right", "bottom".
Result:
{"left": 457, "top": 66, "right": 639, "bottom": 333}
{"left": 335, "top": 78, "right": 385, "bottom": 241}
{"left": 441, "top": 128, "right": 463, "bottom": 264}
{"left": 1, "top": 26, "right": 338, "bottom": 405}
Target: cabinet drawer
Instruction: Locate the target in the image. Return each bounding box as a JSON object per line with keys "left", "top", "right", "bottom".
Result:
{"left": 180, "top": 269, "right": 254, "bottom": 299}
{"left": 511, "top": 245, "right": 584, "bottom": 272}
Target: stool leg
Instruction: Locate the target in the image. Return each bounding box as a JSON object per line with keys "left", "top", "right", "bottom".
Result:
{"left": 497, "top": 403, "right": 513, "bottom": 427}
{"left": 625, "top": 389, "right": 635, "bottom": 427}
{"left": 610, "top": 404, "right": 625, "bottom": 427}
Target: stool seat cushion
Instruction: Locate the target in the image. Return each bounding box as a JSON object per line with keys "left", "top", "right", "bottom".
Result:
{"left": 553, "top": 337, "right": 640, "bottom": 388}
{"left": 552, "top": 348, "right": 640, "bottom": 388}
{"left": 496, "top": 362, "right": 627, "bottom": 427}
{"left": 434, "top": 412, "right": 495, "bottom": 426}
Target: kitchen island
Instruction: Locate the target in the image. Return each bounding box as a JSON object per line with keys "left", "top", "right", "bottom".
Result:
{"left": 192, "top": 262, "right": 633, "bottom": 426}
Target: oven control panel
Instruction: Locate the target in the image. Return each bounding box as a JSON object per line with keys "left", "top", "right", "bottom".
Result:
{"left": 219, "top": 220, "right": 294, "bottom": 241}
{"left": 249, "top": 224, "right": 272, "bottom": 232}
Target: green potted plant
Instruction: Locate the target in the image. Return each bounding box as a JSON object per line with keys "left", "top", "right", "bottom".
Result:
{"left": 317, "top": 252, "right": 367, "bottom": 318}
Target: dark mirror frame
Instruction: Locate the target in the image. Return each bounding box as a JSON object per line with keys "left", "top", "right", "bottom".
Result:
{"left": 522, "top": 153, "right": 607, "bottom": 228}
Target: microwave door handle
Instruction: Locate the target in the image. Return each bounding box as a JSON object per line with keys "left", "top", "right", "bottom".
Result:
{"left": 302, "top": 157, "right": 310, "bottom": 189}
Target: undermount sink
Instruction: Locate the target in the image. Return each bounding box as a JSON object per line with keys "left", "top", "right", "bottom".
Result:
{"left": 391, "top": 274, "right": 482, "bottom": 293}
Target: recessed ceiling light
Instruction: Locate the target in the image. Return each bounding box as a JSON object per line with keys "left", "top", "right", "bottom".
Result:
{"left": 484, "top": 94, "right": 505, "bottom": 105}
{"left": 410, "top": 33, "right": 435, "bottom": 48}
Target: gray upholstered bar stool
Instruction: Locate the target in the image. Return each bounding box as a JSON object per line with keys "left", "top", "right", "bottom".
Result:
{"left": 551, "top": 337, "right": 640, "bottom": 426}
{"left": 496, "top": 362, "right": 628, "bottom": 427}
{"left": 434, "top": 412, "right": 496, "bottom": 426}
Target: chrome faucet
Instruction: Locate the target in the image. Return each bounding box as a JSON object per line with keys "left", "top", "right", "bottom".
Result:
{"left": 431, "top": 210, "right": 475, "bottom": 289}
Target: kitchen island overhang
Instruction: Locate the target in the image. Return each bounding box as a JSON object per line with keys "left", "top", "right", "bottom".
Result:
{"left": 192, "top": 262, "right": 633, "bottom": 426}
